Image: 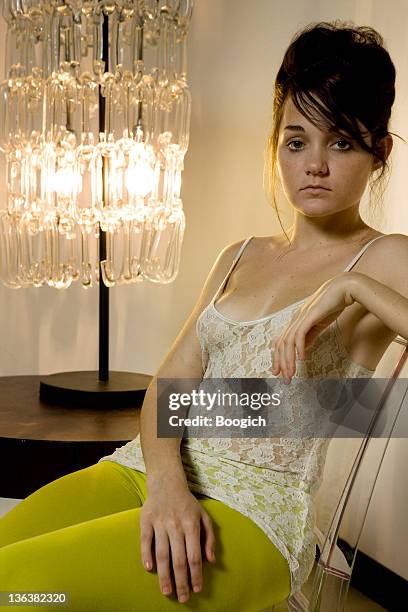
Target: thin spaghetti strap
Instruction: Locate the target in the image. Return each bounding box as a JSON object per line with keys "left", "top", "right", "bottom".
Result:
{"left": 211, "top": 236, "right": 255, "bottom": 304}
{"left": 343, "top": 234, "right": 388, "bottom": 272}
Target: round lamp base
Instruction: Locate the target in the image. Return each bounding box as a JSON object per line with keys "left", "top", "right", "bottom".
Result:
{"left": 39, "top": 371, "right": 152, "bottom": 408}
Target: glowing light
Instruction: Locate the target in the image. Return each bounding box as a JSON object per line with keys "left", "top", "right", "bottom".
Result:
{"left": 125, "top": 161, "right": 155, "bottom": 197}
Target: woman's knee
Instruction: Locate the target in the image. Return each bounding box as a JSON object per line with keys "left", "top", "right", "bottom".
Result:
{"left": 0, "top": 462, "right": 145, "bottom": 549}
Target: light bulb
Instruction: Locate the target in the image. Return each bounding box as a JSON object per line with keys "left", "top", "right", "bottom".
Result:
{"left": 125, "top": 161, "right": 155, "bottom": 197}
{"left": 50, "top": 167, "right": 81, "bottom": 198}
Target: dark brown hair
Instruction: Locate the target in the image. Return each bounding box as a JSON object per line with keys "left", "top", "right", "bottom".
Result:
{"left": 264, "top": 20, "right": 402, "bottom": 240}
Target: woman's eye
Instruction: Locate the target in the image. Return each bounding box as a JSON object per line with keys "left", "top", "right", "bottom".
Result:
{"left": 286, "top": 139, "right": 352, "bottom": 151}
{"left": 334, "top": 139, "right": 352, "bottom": 151}
{"left": 287, "top": 140, "right": 304, "bottom": 150}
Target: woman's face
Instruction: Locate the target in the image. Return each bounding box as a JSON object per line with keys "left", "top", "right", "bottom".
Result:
{"left": 276, "top": 96, "right": 379, "bottom": 217}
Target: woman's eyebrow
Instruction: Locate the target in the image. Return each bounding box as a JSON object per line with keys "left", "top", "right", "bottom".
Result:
{"left": 283, "top": 125, "right": 354, "bottom": 140}
{"left": 283, "top": 125, "right": 306, "bottom": 132}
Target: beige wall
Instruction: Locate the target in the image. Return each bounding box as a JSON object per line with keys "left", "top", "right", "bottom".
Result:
{"left": 0, "top": 0, "right": 407, "bottom": 582}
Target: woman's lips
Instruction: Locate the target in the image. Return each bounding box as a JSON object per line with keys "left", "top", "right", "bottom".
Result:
{"left": 302, "top": 186, "right": 331, "bottom": 192}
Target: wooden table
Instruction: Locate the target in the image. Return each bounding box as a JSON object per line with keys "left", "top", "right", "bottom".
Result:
{"left": 0, "top": 376, "right": 144, "bottom": 498}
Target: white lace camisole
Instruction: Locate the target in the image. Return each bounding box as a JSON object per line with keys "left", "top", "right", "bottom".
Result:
{"left": 98, "top": 234, "right": 386, "bottom": 597}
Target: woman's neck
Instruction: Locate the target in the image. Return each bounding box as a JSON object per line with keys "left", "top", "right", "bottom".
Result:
{"left": 284, "top": 209, "right": 377, "bottom": 250}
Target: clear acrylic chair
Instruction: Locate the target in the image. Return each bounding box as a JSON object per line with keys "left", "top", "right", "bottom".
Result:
{"left": 260, "top": 335, "right": 408, "bottom": 612}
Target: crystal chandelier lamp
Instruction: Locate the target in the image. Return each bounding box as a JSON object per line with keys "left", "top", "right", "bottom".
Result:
{"left": 0, "top": 0, "right": 193, "bottom": 406}
{"left": 0, "top": 0, "right": 192, "bottom": 290}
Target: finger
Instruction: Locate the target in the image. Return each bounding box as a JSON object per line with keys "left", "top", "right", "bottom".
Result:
{"left": 273, "top": 310, "right": 301, "bottom": 377}
{"left": 272, "top": 338, "right": 282, "bottom": 375}
{"left": 154, "top": 529, "right": 173, "bottom": 597}
{"left": 296, "top": 315, "right": 325, "bottom": 357}
{"left": 278, "top": 336, "right": 290, "bottom": 382}
{"left": 285, "top": 308, "right": 308, "bottom": 377}
{"left": 276, "top": 336, "right": 286, "bottom": 379}
{"left": 184, "top": 520, "right": 203, "bottom": 594}
{"left": 168, "top": 530, "right": 191, "bottom": 603}
{"left": 291, "top": 307, "right": 304, "bottom": 364}
{"left": 304, "top": 323, "right": 324, "bottom": 346}
{"left": 295, "top": 329, "right": 305, "bottom": 361}
{"left": 284, "top": 328, "right": 297, "bottom": 378}
{"left": 201, "top": 511, "right": 216, "bottom": 564}
{"left": 140, "top": 517, "right": 154, "bottom": 572}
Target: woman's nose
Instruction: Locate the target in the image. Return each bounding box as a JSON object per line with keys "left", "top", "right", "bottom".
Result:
{"left": 305, "top": 148, "right": 329, "bottom": 175}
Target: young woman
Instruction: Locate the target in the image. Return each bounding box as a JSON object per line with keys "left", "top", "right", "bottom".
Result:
{"left": 2, "top": 20, "right": 408, "bottom": 612}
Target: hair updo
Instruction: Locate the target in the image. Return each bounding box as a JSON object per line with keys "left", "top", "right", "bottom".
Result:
{"left": 264, "top": 20, "right": 401, "bottom": 236}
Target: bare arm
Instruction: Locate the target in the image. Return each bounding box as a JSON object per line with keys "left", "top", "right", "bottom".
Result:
{"left": 138, "top": 238, "right": 246, "bottom": 604}
{"left": 347, "top": 272, "right": 408, "bottom": 340}
{"left": 272, "top": 235, "right": 408, "bottom": 382}
{"left": 140, "top": 238, "right": 245, "bottom": 491}
{"left": 343, "top": 234, "right": 408, "bottom": 341}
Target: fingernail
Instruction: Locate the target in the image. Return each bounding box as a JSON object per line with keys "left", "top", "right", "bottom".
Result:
{"left": 162, "top": 586, "right": 171, "bottom": 594}
{"left": 179, "top": 595, "right": 188, "bottom": 603}
{"left": 193, "top": 585, "right": 201, "bottom": 593}
{"left": 145, "top": 561, "right": 152, "bottom": 570}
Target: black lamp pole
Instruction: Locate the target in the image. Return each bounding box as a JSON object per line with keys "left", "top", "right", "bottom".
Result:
{"left": 98, "top": 12, "right": 109, "bottom": 383}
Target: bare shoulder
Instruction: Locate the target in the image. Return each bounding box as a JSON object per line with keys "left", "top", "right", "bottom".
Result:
{"left": 246, "top": 233, "right": 286, "bottom": 254}
{"left": 356, "top": 232, "right": 408, "bottom": 298}
{"left": 194, "top": 237, "right": 250, "bottom": 311}
{"left": 213, "top": 236, "right": 251, "bottom": 273}
{"left": 206, "top": 234, "right": 279, "bottom": 291}
{"left": 360, "top": 231, "right": 408, "bottom": 262}
{"left": 364, "top": 232, "right": 408, "bottom": 256}
{"left": 218, "top": 237, "right": 249, "bottom": 260}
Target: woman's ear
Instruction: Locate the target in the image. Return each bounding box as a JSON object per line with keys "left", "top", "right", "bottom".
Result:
{"left": 372, "top": 134, "right": 393, "bottom": 172}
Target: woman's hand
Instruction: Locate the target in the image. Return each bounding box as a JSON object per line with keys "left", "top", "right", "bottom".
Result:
{"left": 140, "top": 479, "right": 216, "bottom": 604}
{"left": 272, "top": 272, "right": 355, "bottom": 383}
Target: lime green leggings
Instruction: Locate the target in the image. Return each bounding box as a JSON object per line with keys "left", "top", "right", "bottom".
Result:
{"left": 0, "top": 461, "right": 291, "bottom": 611}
